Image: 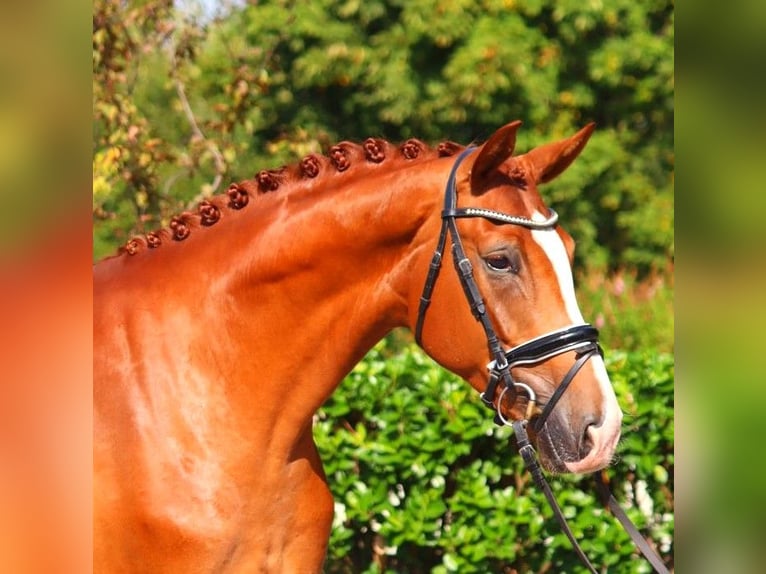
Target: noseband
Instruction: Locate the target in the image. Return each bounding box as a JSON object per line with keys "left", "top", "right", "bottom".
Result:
{"left": 414, "top": 147, "right": 669, "bottom": 574}
{"left": 414, "top": 146, "right": 601, "bottom": 430}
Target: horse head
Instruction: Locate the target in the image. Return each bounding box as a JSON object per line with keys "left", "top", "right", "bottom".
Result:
{"left": 411, "top": 121, "right": 622, "bottom": 474}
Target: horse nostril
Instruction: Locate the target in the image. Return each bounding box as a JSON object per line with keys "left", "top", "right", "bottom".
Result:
{"left": 580, "top": 416, "right": 601, "bottom": 457}
{"left": 581, "top": 425, "right": 595, "bottom": 457}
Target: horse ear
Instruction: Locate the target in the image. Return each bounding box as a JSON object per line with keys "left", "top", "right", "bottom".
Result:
{"left": 521, "top": 123, "right": 596, "bottom": 184}
{"left": 469, "top": 120, "right": 522, "bottom": 190}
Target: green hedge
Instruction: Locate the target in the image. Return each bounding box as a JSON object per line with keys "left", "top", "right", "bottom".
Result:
{"left": 315, "top": 338, "right": 674, "bottom": 573}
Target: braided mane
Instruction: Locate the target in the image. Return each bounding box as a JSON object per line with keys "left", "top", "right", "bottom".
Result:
{"left": 118, "top": 136, "right": 465, "bottom": 257}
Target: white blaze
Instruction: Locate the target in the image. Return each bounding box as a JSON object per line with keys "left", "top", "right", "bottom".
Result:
{"left": 530, "top": 211, "right": 623, "bottom": 472}
{"left": 529, "top": 214, "right": 584, "bottom": 325}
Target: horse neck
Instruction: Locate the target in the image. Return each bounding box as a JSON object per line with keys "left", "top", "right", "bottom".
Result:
{"left": 233, "top": 167, "right": 439, "bottom": 347}
{"left": 134, "top": 158, "right": 449, "bottom": 434}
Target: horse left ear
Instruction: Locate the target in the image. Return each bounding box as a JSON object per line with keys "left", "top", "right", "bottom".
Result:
{"left": 470, "top": 120, "right": 523, "bottom": 191}
{"left": 521, "top": 123, "right": 596, "bottom": 184}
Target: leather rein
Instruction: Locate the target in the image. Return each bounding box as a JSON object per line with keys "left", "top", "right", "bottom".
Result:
{"left": 414, "top": 147, "right": 669, "bottom": 573}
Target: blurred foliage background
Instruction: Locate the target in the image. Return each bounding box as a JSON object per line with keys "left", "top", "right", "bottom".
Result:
{"left": 92, "top": 0, "right": 673, "bottom": 274}
{"left": 93, "top": 0, "right": 673, "bottom": 572}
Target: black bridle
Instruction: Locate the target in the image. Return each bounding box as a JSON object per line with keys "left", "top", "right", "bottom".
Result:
{"left": 414, "top": 146, "right": 602, "bottom": 427}
{"left": 414, "top": 147, "right": 670, "bottom": 574}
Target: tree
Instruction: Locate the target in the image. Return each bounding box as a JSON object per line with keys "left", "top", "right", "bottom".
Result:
{"left": 93, "top": 0, "right": 674, "bottom": 269}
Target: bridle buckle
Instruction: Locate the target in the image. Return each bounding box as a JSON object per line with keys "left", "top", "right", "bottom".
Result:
{"left": 493, "top": 382, "right": 538, "bottom": 427}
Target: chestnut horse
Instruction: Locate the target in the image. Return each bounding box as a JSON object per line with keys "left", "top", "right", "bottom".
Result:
{"left": 94, "top": 121, "right": 622, "bottom": 573}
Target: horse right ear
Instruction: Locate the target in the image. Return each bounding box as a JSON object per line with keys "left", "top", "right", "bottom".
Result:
{"left": 521, "top": 123, "right": 596, "bottom": 184}
{"left": 470, "top": 120, "right": 523, "bottom": 192}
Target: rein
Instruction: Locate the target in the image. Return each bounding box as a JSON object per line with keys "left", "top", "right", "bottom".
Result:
{"left": 415, "top": 148, "right": 669, "bottom": 573}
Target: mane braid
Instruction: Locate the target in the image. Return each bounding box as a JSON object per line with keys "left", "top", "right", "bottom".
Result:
{"left": 117, "top": 135, "right": 465, "bottom": 256}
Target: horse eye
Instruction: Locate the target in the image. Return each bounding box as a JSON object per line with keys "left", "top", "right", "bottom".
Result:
{"left": 485, "top": 255, "right": 518, "bottom": 274}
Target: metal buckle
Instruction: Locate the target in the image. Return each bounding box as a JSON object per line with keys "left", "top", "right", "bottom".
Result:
{"left": 494, "top": 382, "right": 538, "bottom": 427}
